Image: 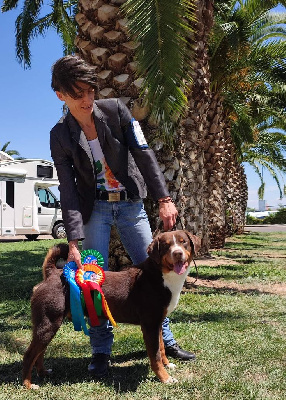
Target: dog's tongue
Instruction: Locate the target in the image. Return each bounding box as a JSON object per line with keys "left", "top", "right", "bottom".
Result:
{"left": 173, "top": 261, "right": 188, "bottom": 275}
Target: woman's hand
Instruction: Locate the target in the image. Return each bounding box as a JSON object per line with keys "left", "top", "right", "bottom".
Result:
{"left": 68, "top": 240, "right": 83, "bottom": 269}
{"left": 158, "top": 197, "right": 178, "bottom": 231}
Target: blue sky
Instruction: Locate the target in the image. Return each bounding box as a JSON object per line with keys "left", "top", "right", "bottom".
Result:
{"left": 0, "top": 5, "right": 285, "bottom": 210}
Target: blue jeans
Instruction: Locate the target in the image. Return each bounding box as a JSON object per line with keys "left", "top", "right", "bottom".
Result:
{"left": 83, "top": 199, "right": 176, "bottom": 355}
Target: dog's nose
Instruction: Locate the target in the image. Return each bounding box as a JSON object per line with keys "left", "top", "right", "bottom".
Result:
{"left": 173, "top": 249, "right": 183, "bottom": 260}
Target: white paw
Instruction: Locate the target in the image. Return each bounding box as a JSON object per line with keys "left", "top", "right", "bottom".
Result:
{"left": 166, "top": 362, "right": 176, "bottom": 370}
{"left": 30, "top": 384, "right": 40, "bottom": 390}
{"left": 165, "top": 376, "right": 178, "bottom": 384}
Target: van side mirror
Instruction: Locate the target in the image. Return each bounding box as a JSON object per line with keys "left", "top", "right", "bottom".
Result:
{"left": 56, "top": 200, "right": 61, "bottom": 209}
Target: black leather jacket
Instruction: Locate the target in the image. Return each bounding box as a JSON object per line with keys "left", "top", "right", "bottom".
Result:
{"left": 50, "top": 98, "right": 169, "bottom": 241}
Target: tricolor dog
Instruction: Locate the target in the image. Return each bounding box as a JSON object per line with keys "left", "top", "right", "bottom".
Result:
{"left": 23, "top": 230, "right": 201, "bottom": 388}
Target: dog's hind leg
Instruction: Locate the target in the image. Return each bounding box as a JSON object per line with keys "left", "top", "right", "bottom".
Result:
{"left": 23, "top": 340, "right": 48, "bottom": 389}
{"left": 23, "top": 317, "right": 63, "bottom": 389}
{"left": 141, "top": 323, "right": 177, "bottom": 384}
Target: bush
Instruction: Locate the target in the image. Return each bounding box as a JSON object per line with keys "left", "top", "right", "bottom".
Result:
{"left": 262, "top": 207, "right": 286, "bottom": 224}
{"left": 245, "top": 214, "right": 261, "bottom": 224}
{"left": 246, "top": 207, "right": 286, "bottom": 225}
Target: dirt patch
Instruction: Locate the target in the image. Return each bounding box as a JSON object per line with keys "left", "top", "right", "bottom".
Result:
{"left": 188, "top": 255, "right": 286, "bottom": 296}
{"left": 184, "top": 276, "right": 286, "bottom": 296}
{"left": 193, "top": 257, "right": 239, "bottom": 267}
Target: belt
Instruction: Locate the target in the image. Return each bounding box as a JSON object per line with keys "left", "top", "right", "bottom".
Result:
{"left": 96, "top": 189, "right": 139, "bottom": 202}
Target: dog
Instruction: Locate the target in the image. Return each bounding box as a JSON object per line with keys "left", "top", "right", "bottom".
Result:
{"left": 23, "top": 230, "right": 201, "bottom": 389}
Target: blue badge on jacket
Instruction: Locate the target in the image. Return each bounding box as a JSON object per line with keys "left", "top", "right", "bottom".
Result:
{"left": 127, "top": 118, "right": 149, "bottom": 148}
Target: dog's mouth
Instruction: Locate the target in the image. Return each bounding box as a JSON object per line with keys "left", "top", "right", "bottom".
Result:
{"left": 173, "top": 261, "right": 189, "bottom": 275}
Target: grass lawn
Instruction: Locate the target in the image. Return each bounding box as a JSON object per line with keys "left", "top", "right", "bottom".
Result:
{"left": 0, "top": 232, "right": 285, "bottom": 400}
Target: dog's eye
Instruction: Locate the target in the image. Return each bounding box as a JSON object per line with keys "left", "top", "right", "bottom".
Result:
{"left": 179, "top": 238, "right": 185, "bottom": 243}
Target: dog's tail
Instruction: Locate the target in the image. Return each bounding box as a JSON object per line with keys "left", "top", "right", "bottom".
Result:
{"left": 42, "top": 243, "right": 69, "bottom": 280}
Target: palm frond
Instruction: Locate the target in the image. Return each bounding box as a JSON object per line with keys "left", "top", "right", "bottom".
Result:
{"left": 250, "top": 12, "right": 286, "bottom": 44}
{"left": 244, "top": 158, "right": 285, "bottom": 199}
{"left": 122, "top": 0, "right": 196, "bottom": 140}
{"left": 1, "top": 141, "right": 20, "bottom": 156}
{"left": 240, "top": 0, "right": 282, "bottom": 22}
{"left": 1, "top": 0, "right": 19, "bottom": 11}
{"left": 15, "top": 0, "right": 44, "bottom": 68}
{"left": 8, "top": 0, "right": 77, "bottom": 67}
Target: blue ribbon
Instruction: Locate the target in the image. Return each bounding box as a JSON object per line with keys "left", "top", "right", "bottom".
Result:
{"left": 63, "top": 262, "right": 89, "bottom": 336}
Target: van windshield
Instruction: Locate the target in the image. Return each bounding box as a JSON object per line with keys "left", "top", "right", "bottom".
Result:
{"left": 37, "top": 188, "right": 58, "bottom": 208}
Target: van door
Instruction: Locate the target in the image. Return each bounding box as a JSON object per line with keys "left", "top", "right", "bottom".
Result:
{"left": 36, "top": 187, "right": 60, "bottom": 234}
{"left": 0, "top": 180, "right": 15, "bottom": 235}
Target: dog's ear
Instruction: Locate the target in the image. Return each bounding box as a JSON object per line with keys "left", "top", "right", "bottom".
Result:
{"left": 147, "top": 236, "right": 161, "bottom": 264}
{"left": 184, "top": 231, "right": 201, "bottom": 255}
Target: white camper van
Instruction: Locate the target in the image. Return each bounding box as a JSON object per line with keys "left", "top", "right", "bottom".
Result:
{"left": 0, "top": 152, "right": 66, "bottom": 240}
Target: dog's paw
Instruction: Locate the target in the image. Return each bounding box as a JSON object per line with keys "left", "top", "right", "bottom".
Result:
{"left": 30, "top": 384, "right": 40, "bottom": 390}
{"left": 166, "top": 362, "right": 176, "bottom": 370}
{"left": 165, "top": 376, "right": 178, "bottom": 384}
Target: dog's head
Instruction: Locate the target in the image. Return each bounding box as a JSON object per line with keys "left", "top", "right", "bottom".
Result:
{"left": 147, "top": 230, "right": 201, "bottom": 275}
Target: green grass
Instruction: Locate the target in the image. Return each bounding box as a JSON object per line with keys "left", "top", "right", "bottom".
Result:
{"left": 0, "top": 233, "right": 285, "bottom": 399}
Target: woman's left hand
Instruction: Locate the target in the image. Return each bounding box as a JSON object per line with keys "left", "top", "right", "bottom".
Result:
{"left": 159, "top": 200, "right": 178, "bottom": 231}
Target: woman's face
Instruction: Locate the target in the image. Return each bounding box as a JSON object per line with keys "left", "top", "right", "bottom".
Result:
{"left": 56, "top": 81, "right": 95, "bottom": 120}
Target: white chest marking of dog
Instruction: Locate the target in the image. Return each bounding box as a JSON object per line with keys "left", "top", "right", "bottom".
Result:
{"left": 162, "top": 235, "right": 191, "bottom": 315}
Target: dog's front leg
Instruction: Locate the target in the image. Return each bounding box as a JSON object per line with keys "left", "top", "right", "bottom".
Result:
{"left": 141, "top": 323, "right": 177, "bottom": 384}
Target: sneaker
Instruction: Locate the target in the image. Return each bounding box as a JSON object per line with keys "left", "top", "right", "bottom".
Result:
{"left": 88, "top": 353, "right": 110, "bottom": 377}
{"left": 165, "top": 343, "right": 196, "bottom": 361}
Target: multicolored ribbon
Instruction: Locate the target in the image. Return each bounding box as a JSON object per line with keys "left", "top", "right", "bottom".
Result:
{"left": 63, "top": 249, "right": 116, "bottom": 336}
{"left": 63, "top": 262, "right": 90, "bottom": 335}
{"left": 75, "top": 264, "right": 116, "bottom": 328}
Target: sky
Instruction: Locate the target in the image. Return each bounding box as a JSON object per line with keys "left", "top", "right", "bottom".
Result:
{"left": 0, "top": 5, "right": 285, "bottom": 211}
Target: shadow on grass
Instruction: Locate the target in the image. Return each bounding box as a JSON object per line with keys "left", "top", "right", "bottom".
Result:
{"left": 170, "top": 309, "right": 244, "bottom": 324}
{"left": 0, "top": 250, "right": 47, "bottom": 301}
{"left": 0, "top": 351, "right": 150, "bottom": 392}
{"left": 184, "top": 283, "right": 270, "bottom": 297}
{"left": 189, "top": 265, "right": 250, "bottom": 281}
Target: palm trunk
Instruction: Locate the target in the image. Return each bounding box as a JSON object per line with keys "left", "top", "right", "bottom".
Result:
{"left": 75, "top": 0, "right": 146, "bottom": 116}
{"left": 204, "top": 92, "right": 228, "bottom": 248}
{"left": 225, "top": 135, "right": 248, "bottom": 236}
{"left": 180, "top": 0, "right": 214, "bottom": 254}
{"left": 205, "top": 101, "right": 248, "bottom": 246}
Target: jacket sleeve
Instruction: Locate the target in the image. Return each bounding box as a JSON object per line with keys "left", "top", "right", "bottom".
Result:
{"left": 50, "top": 128, "right": 85, "bottom": 242}
{"left": 117, "top": 99, "right": 170, "bottom": 201}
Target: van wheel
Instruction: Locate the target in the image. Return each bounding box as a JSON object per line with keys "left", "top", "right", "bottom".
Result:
{"left": 52, "top": 223, "right": 66, "bottom": 239}
{"left": 25, "top": 234, "right": 39, "bottom": 241}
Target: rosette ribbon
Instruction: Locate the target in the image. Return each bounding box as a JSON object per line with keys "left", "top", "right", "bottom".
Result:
{"left": 63, "top": 262, "right": 90, "bottom": 335}
{"left": 63, "top": 249, "right": 116, "bottom": 335}
{"left": 75, "top": 264, "right": 116, "bottom": 328}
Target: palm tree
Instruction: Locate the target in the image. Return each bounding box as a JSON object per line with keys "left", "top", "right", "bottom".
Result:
{"left": 205, "top": 0, "right": 286, "bottom": 247}
{"left": 0, "top": 141, "right": 21, "bottom": 158}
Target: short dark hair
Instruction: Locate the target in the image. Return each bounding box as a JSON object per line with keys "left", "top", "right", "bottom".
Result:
{"left": 51, "top": 55, "right": 98, "bottom": 99}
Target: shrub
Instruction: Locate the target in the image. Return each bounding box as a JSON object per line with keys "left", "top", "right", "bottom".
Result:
{"left": 262, "top": 207, "right": 286, "bottom": 224}
{"left": 245, "top": 214, "right": 261, "bottom": 224}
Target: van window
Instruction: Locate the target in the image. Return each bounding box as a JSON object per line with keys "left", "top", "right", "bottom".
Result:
{"left": 6, "top": 181, "right": 14, "bottom": 208}
{"left": 37, "top": 188, "right": 57, "bottom": 208}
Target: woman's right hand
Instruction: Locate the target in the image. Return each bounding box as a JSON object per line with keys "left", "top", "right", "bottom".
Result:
{"left": 68, "top": 240, "right": 83, "bottom": 269}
